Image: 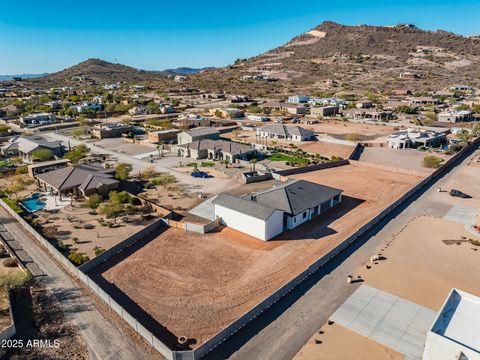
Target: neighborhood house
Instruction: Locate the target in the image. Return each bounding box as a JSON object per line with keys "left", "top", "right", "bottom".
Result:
{"left": 257, "top": 124, "right": 314, "bottom": 142}
{"left": 213, "top": 179, "right": 343, "bottom": 240}
{"left": 35, "top": 163, "right": 119, "bottom": 198}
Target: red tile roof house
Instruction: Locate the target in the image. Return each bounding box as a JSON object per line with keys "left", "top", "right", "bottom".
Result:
{"left": 35, "top": 164, "right": 119, "bottom": 199}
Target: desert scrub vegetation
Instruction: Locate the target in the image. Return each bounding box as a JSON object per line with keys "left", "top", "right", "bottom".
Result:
{"left": 151, "top": 174, "right": 176, "bottom": 186}
{"left": 0, "top": 270, "right": 32, "bottom": 289}
{"left": 423, "top": 155, "right": 444, "bottom": 169}
{"left": 68, "top": 251, "right": 90, "bottom": 266}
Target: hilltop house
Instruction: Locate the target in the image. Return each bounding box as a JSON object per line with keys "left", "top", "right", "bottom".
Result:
{"left": 287, "top": 95, "right": 310, "bottom": 104}
{"left": 35, "top": 163, "right": 119, "bottom": 198}
{"left": 20, "top": 113, "right": 56, "bottom": 127}
{"left": 177, "top": 127, "right": 220, "bottom": 145}
{"left": 261, "top": 101, "right": 307, "bottom": 115}
{"left": 438, "top": 110, "right": 474, "bottom": 123}
{"left": 128, "top": 105, "right": 151, "bottom": 116}
{"left": 343, "top": 108, "right": 393, "bottom": 121}
{"left": 213, "top": 179, "right": 343, "bottom": 240}
{"left": 256, "top": 124, "right": 314, "bottom": 142}
{"left": 91, "top": 123, "right": 134, "bottom": 139}
{"left": 310, "top": 106, "right": 339, "bottom": 117}
{"left": 0, "top": 135, "right": 64, "bottom": 162}
{"left": 174, "top": 139, "right": 255, "bottom": 163}
{"left": 73, "top": 102, "right": 103, "bottom": 113}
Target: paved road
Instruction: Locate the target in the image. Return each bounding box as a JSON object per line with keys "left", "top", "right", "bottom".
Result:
{"left": 0, "top": 206, "right": 158, "bottom": 360}
{"left": 206, "top": 148, "right": 479, "bottom": 360}
{"left": 43, "top": 132, "right": 232, "bottom": 194}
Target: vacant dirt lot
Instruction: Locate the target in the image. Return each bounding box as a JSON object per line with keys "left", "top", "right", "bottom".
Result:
{"left": 358, "top": 147, "right": 450, "bottom": 174}
{"left": 355, "top": 155, "right": 480, "bottom": 311}
{"left": 97, "top": 165, "right": 422, "bottom": 347}
{"left": 309, "top": 120, "right": 395, "bottom": 139}
{"left": 294, "top": 322, "right": 402, "bottom": 360}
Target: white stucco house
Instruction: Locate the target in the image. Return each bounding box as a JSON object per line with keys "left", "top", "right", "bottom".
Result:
{"left": 438, "top": 110, "right": 474, "bottom": 123}
{"left": 213, "top": 179, "right": 342, "bottom": 240}
{"left": 386, "top": 128, "right": 447, "bottom": 149}
{"left": 256, "top": 124, "right": 314, "bottom": 142}
{"left": 423, "top": 288, "right": 480, "bottom": 360}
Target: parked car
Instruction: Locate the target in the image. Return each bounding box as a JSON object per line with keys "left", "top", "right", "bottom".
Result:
{"left": 191, "top": 171, "right": 210, "bottom": 178}
{"left": 449, "top": 189, "right": 471, "bottom": 198}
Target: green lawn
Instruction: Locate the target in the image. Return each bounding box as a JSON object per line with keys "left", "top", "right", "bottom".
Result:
{"left": 186, "top": 162, "right": 215, "bottom": 167}
{"left": 267, "top": 152, "right": 309, "bottom": 164}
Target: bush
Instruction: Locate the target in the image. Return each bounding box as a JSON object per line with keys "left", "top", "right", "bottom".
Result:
{"left": 0, "top": 270, "right": 32, "bottom": 289}
{"left": 423, "top": 156, "right": 444, "bottom": 169}
{"left": 151, "top": 174, "right": 176, "bottom": 186}
{"left": 1, "top": 198, "right": 23, "bottom": 215}
{"left": 85, "top": 194, "right": 103, "bottom": 209}
{"left": 3, "top": 258, "right": 18, "bottom": 267}
{"left": 94, "top": 246, "right": 106, "bottom": 256}
{"left": 0, "top": 248, "right": 7, "bottom": 257}
{"left": 68, "top": 251, "right": 90, "bottom": 266}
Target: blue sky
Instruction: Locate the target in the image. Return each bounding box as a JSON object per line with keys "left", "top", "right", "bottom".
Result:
{"left": 1, "top": 0, "right": 480, "bottom": 74}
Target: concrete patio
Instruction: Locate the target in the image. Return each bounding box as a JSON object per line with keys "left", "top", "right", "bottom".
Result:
{"left": 330, "top": 284, "right": 437, "bottom": 360}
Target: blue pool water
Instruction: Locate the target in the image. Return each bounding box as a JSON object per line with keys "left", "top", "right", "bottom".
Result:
{"left": 21, "top": 193, "right": 46, "bottom": 212}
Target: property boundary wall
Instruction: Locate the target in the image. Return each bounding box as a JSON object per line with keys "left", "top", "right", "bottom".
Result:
{"left": 0, "top": 200, "right": 175, "bottom": 360}
{"left": 0, "top": 137, "right": 477, "bottom": 360}
{"left": 349, "top": 159, "right": 430, "bottom": 177}
{"left": 174, "top": 136, "right": 480, "bottom": 359}
{"left": 0, "top": 290, "right": 16, "bottom": 343}
{"left": 272, "top": 159, "right": 349, "bottom": 179}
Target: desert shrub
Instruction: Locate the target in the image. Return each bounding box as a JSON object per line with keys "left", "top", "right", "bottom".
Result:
{"left": 3, "top": 258, "right": 18, "bottom": 267}
{"left": 2, "top": 198, "right": 23, "bottom": 215}
{"left": 94, "top": 246, "right": 105, "bottom": 256}
{"left": 57, "top": 240, "right": 67, "bottom": 250}
{"left": 85, "top": 194, "right": 103, "bottom": 209}
{"left": 151, "top": 174, "right": 176, "bottom": 186}
{"left": 68, "top": 251, "right": 90, "bottom": 266}
{"left": 0, "top": 248, "right": 6, "bottom": 257}
{"left": 0, "top": 270, "right": 32, "bottom": 289}
{"left": 423, "top": 156, "right": 444, "bottom": 169}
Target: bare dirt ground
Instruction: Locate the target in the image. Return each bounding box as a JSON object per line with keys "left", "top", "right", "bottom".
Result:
{"left": 97, "top": 164, "right": 422, "bottom": 346}
{"left": 358, "top": 147, "right": 450, "bottom": 173}
{"left": 294, "top": 322, "right": 403, "bottom": 360}
{"left": 309, "top": 120, "right": 395, "bottom": 139}
{"left": 298, "top": 141, "right": 355, "bottom": 159}
{"left": 140, "top": 181, "right": 204, "bottom": 213}
{"left": 354, "top": 156, "right": 480, "bottom": 311}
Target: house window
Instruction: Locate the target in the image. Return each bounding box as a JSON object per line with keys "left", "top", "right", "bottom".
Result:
{"left": 293, "top": 217, "right": 296, "bottom": 223}
{"left": 303, "top": 211, "right": 307, "bottom": 219}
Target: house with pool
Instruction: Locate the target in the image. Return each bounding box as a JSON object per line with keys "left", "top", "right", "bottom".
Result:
{"left": 35, "top": 163, "right": 119, "bottom": 199}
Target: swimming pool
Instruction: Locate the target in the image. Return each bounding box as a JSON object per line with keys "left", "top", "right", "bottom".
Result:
{"left": 21, "top": 193, "right": 46, "bottom": 212}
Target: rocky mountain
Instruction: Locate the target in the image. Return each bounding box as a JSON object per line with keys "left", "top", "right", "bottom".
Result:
{"left": 158, "top": 67, "right": 215, "bottom": 75}
{"left": 0, "top": 73, "right": 48, "bottom": 81}
{"left": 30, "top": 58, "right": 164, "bottom": 85}
{"left": 187, "top": 21, "right": 480, "bottom": 96}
